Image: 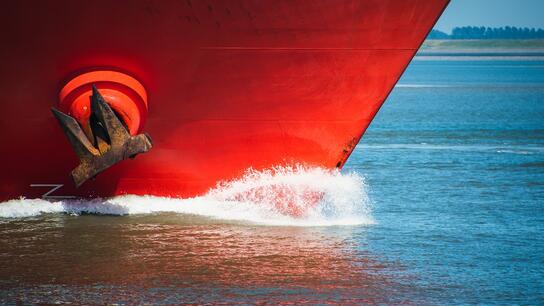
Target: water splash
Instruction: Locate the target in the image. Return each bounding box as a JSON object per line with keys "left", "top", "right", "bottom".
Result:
{"left": 0, "top": 166, "right": 373, "bottom": 226}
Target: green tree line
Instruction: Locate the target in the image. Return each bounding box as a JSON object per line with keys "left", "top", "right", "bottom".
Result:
{"left": 428, "top": 26, "right": 544, "bottom": 39}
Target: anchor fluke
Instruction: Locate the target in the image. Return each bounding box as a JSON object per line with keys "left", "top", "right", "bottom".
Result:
{"left": 52, "top": 85, "right": 152, "bottom": 188}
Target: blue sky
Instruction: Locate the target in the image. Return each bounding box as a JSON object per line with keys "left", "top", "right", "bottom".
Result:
{"left": 434, "top": 0, "right": 544, "bottom": 33}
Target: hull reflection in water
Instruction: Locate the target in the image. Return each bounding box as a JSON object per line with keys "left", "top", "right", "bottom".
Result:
{"left": 0, "top": 215, "right": 412, "bottom": 304}
{"left": 0, "top": 166, "right": 400, "bottom": 304}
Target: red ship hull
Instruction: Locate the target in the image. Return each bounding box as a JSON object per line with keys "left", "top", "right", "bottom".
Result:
{"left": 0, "top": 0, "right": 448, "bottom": 201}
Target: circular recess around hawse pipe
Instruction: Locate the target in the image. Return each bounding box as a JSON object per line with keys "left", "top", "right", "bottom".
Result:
{"left": 58, "top": 70, "right": 148, "bottom": 136}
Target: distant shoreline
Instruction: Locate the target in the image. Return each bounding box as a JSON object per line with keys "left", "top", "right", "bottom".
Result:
{"left": 416, "top": 39, "right": 544, "bottom": 60}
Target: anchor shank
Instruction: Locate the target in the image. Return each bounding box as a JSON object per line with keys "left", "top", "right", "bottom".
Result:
{"left": 51, "top": 85, "right": 153, "bottom": 187}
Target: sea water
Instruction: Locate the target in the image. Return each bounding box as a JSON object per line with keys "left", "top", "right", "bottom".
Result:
{"left": 0, "top": 60, "right": 543, "bottom": 304}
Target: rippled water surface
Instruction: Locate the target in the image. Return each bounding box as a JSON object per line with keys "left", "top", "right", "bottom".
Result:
{"left": 1, "top": 60, "right": 543, "bottom": 304}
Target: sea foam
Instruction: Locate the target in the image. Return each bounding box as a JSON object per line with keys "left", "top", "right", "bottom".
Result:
{"left": 0, "top": 166, "right": 373, "bottom": 226}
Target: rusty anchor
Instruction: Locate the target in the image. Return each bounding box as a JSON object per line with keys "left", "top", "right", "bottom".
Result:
{"left": 51, "top": 85, "right": 153, "bottom": 187}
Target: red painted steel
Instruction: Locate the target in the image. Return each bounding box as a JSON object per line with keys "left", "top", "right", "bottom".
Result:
{"left": 0, "top": 0, "right": 448, "bottom": 200}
